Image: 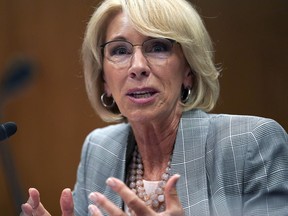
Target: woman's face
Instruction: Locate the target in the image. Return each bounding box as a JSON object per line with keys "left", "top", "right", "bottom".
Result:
{"left": 103, "top": 12, "right": 192, "bottom": 123}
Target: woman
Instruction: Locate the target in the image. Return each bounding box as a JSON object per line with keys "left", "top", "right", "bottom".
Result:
{"left": 21, "top": 0, "right": 288, "bottom": 215}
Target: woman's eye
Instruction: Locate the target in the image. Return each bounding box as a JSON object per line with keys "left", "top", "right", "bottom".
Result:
{"left": 111, "top": 47, "right": 129, "bottom": 56}
{"left": 153, "top": 44, "right": 168, "bottom": 52}
{"left": 146, "top": 42, "right": 169, "bottom": 53}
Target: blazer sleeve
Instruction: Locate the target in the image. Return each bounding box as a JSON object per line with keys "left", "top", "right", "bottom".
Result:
{"left": 243, "top": 118, "right": 288, "bottom": 215}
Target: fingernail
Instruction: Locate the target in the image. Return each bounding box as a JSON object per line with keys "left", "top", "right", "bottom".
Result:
{"left": 28, "top": 189, "right": 35, "bottom": 208}
{"left": 89, "top": 193, "right": 98, "bottom": 204}
{"left": 106, "top": 177, "right": 116, "bottom": 188}
{"left": 62, "top": 188, "right": 71, "bottom": 197}
{"left": 89, "top": 204, "right": 100, "bottom": 214}
{"left": 63, "top": 188, "right": 71, "bottom": 193}
{"left": 173, "top": 174, "right": 181, "bottom": 187}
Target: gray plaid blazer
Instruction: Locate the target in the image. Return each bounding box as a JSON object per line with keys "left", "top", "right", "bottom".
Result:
{"left": 73, "top": 109, "right": 288, "bottom": 216}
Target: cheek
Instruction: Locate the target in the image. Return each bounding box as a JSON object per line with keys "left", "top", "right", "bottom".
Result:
{"left": 103, "top": 72, "right": 127, "bottom": 99}
{"left": 102, "top": 64, "right": 118, "bottom": 94}
{"left": 169, "top": 48, "right": 190, "bottom": 82}
{"left": 165, "top": 60, "right": 187, "bottom": 85}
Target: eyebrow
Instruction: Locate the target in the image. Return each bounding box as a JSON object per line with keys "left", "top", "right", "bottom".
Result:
{"left": 105, "top": 36, "right": 154, "bottom": 44}
{"left": 105, "top": 36, "right": 127, "bottom": 43}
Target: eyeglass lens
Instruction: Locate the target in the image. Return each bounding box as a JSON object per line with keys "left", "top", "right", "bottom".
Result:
{"left": 102, "top": 38, "right": 174, "bottom": 66}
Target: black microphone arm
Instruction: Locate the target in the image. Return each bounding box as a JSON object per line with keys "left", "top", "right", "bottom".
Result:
{"left": 0, "top": 122, "right": 17, "bottom": 141}
{"left": 0, "top": 121, "right": 23, "bottom": 215}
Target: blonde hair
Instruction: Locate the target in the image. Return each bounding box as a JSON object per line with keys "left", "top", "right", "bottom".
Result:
{"left": 82, "top": 0, "right": 220, "bottom": 122}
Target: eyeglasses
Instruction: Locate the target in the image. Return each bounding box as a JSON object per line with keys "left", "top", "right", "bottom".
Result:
{"left": 100, "top": 38, "right": 176, "bottom": 67}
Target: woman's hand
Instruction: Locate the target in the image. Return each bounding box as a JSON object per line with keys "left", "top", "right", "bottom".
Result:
{"left": 20, "top": 188, "right": 75, "bottom": 216}
{"left": 88, "top": 174, "right": 184, "bottom": 216}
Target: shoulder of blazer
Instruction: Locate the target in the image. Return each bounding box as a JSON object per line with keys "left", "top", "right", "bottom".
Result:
{"left": 86, "top": 123, "right": 131, "bottom": 144}
{"left": 205, "top": 113, "right": 287, "bottom": 152}
{"left": 207, "top": 113, "right": 286, "bottom": 134}
{"left": 80, "top": 123, "right": 131, "bottom": 166}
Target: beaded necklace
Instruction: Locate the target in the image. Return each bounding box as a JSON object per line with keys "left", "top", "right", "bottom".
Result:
{"left": 127, "top": 146, "right": 172, "bottom": 212}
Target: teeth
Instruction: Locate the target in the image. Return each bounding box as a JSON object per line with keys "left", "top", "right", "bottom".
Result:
{"left": 131, "top": 92, "right": 153, "bottom": 98}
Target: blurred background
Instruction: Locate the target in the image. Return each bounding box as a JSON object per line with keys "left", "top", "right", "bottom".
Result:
{"left": 0, "top": 0, "right": 287, "bottom": 215}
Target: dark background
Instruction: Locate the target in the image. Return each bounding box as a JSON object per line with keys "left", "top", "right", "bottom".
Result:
{"left": 0, "top": 0, "right": 287, "bottom": 215}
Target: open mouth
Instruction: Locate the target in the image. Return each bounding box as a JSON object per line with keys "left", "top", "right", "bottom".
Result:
{"left": 128, "top": 91, "right": 157, "bottom": 99}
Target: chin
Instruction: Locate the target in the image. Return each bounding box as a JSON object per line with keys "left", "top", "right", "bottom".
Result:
{"left": 126, "top": 111, "right": 158, "bottom": 123}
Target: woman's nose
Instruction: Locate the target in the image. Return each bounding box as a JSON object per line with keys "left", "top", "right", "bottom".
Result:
{"left": 128, "top": 48, "right": 150, "bottom": 79}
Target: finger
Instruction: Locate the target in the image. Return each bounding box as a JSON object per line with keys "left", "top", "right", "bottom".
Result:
{"left": 106, "top": 177, "right": 155, "bottom": 216}
{"left": 29, "top": 188, "right": 51, "bottom": 215}
{"left": 89, "top": 192, "right": 124, "bottom": 216}
{"left": 88, "top": 204, "right": 104, "bottom": 216}
{"left": 21, "top": 188, "right": 51, "bottom": 216}
{"left": 60, "top": 188, "right": 75, "bottom": 216}
{"left": 20, "top": 188, "right": 37, "bottom": 216}
{"left": 21, "top": 204, "right": 50, "bottom": 216}
{"left": 20, "top": 203, "right": 33, "bottom": 216}
{"left": 27, "top": 188, "right": 40, "bottom": 209}
{"left": 164, "top": 174, "right": 184, "bottom": 215}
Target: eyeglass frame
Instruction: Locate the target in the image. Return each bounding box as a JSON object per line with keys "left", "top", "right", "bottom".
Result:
{"left": 100, "top": 37, "right": 176, "bottom": 65}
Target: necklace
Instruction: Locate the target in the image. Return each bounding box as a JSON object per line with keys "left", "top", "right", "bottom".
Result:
{"left": 127, "top": 146, "right": 172, "bottom": 212}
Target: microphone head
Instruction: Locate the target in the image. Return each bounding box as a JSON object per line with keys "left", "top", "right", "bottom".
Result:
{"left": 0, "top": 122, "right": 17, "bottom": 141}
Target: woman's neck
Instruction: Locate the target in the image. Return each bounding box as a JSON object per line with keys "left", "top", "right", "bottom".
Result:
{"left": 130, "top": 113, "right": 181, "bottom": 180}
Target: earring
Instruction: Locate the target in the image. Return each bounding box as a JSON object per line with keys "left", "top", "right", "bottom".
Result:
{"left": 181, "top": 85, "right": 191, "bottom": 104}
{"left": 101, "top": 93, "right": 115, "bottom": 108}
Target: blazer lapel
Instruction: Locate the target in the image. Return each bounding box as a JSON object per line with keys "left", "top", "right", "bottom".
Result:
{"left": 101, "top": 125, "right": 132, "bottom": 212}
{"left": 171, "top": 109, "right": 210, "bottom": 216}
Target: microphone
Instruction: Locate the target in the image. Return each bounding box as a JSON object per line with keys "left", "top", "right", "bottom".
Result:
{"left": 0, "top": 122, "right": 17, "bottom": 141}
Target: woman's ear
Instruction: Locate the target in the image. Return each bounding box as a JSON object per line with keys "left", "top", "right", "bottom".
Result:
{"left": 183, "top": 68, "right": 193, "bottom": 89}
{"left": 104, "top": 83, "right": 112, "bottom": 96}
{"left": 102, "top": 70, "right": 112, "bottom": 96}
{"left": 101, "top": 69, "right": 106, "bottom": 82}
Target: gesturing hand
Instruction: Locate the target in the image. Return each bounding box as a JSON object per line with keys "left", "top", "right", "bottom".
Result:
{"left": 88, "top": 174, "right": 184, "bottom": 216}
{"left": 20, "top": 188, "right": 75, "bottom": 216}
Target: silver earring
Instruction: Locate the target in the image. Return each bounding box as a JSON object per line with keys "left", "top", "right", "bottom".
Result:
{"left": 101, "top": 93, "right": 115, "bottom": 108}
{"left": 181, "top": 85, "right": 191, "bottom": 104}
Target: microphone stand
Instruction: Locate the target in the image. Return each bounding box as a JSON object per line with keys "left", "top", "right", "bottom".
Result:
{"left": 0, "top": 58, "right": 34, "bottom": 215}
{"left": 0, "top": 135, "right": 24, "bottom": 215}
